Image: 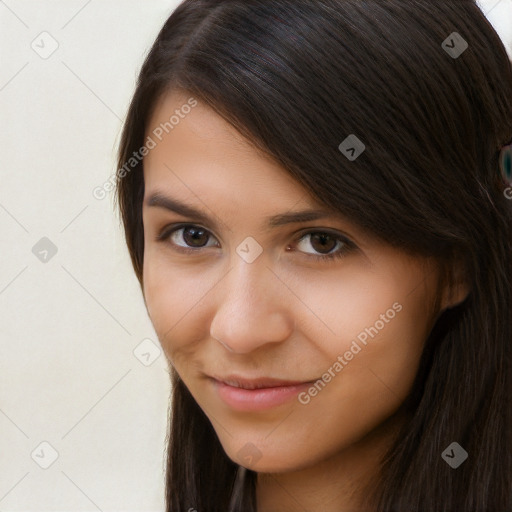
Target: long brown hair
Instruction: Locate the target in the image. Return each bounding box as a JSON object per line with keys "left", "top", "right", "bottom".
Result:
{"left": 115, "top": 1, "right": 512, "bottom": 510}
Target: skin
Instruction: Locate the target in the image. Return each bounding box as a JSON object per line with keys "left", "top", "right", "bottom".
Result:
{"left": 141, "top": 90, "right": 469, "bottom": 511}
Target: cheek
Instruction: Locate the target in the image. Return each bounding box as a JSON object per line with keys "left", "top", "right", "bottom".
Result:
{"left": 289, "top": 269, "right": 432, "bottom": 427}
{"left": 317, "top": 274, "right": 430, "bottom": 393}
{"left": 142, "top": 250, "right": 213, "bottom": 361}
{"left": 271, "top": 300, "right": 429, "bottom": 470}
{"left": 303, "top": 306, "right": 425, "bottom": 432}
{"left": 284, "top": 265, "right": 411, "bottom": 355}
{"left": 290, "top": 256, "right": 434, "bottom": 356}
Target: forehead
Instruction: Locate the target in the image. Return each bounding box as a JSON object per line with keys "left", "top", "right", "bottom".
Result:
{"left": 146, "top": 89, "right": 260, "bottom": 161}
{"left": 143, "top": 90, "right": 322, "bottom": 213}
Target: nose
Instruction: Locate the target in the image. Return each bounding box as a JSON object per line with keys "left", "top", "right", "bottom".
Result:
{"left": 209, "top": 254, "right": 294, "bottom": 354}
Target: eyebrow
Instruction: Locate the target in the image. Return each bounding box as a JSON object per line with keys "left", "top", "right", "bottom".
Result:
{"left": 144, "top": 192, "right": 338, "bottom": 228}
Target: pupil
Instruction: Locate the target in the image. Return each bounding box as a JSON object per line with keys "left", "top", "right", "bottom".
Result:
{"left": 184, "top": 227, "right": 208, "bottom": 247}
{"left": 311, "top": 233, "right": 336, "bottom": 254}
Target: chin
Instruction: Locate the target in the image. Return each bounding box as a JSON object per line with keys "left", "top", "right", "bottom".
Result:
{"left": 217, "top": 432, "right": 331, "bottom": 474}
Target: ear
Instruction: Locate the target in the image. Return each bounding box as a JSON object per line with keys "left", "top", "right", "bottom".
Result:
{"left": 439, "top": 257, "right": 471, "bottom": 311}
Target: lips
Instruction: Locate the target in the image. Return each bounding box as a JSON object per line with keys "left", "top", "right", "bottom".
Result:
{"left": 210, "top": 374, "right": 312, "bottom": 390}
{"left": 206, "top": 374, "right": 317, "bottom": 411}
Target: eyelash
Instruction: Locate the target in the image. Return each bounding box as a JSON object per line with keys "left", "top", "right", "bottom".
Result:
{"left": 155, "top": 223, "right": 355, "bottom": 262}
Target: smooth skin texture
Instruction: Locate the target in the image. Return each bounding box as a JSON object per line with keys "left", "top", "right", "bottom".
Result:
{"left": 141, "top": 91, "right": 469, "bottom": 511}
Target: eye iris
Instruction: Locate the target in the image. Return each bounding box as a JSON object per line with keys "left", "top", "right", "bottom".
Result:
{"left": 310, "top": 233, "right": 337, "bottom": 254}
{"left": 183, "top": 227, "right": 209, "bottom": 247}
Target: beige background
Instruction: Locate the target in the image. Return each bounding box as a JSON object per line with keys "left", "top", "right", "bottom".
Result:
{"left": 0, "top": 1, "right": 510, "bottom": 510}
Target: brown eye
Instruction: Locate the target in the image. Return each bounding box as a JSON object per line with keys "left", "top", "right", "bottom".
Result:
{"left": 181, "top": 226, "right": 210, "bottom": 248}
{"left": 159, "top": 224, "right": 219, "bottom": 250}
{"left": 309, "top": 233, "right": 338, "bottom": 254}
{"left": 292, "top": 231, "right": 353, "bottom": 261}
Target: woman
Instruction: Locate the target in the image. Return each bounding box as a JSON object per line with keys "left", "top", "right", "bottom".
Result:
{"left": 115, "top": 1, "right": 512, "bottom": 510}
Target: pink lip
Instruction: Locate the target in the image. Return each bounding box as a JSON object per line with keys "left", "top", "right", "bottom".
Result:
{"left": 208, "top": 375, "right": 314, "bottom": 411}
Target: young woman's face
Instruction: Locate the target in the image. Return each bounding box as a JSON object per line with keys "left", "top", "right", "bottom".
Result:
{"left": 142, "top": 90, "right": 449, "bottom": 473}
